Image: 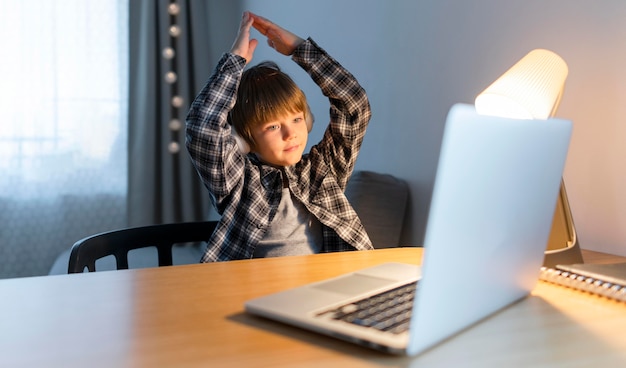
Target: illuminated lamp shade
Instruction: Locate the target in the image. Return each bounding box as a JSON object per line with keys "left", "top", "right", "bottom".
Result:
{"left": 475, "top": 49, "right": 568, "bottom": 120}
{"left": 474, "top": 48, "right": 583, "bottom": 268}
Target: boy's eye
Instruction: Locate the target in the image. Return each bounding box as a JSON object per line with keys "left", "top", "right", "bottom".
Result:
{"left": 294, "top": 117, "right": 303, "bottom": 123}
{"left": 267, "top": 124, "right": 279, "bottom": 131}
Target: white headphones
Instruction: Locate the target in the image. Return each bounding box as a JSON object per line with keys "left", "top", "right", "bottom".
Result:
{"left": 232, "top": 130, "right": 252, "bottom": 154}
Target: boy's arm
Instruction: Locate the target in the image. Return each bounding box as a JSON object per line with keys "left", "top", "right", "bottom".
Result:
{"left": 186, "top": 12, "right": 259, "bottom": 210}
{"left": 292, "top": 39, "right": 372, "bottom": 188}
{"left": 185, "top": 53, "right": 247, "bottom": 207}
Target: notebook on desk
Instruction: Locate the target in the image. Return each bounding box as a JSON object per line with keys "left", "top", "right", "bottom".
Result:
{"left": 245, "top": 103, "right": 572, "bottom": 356}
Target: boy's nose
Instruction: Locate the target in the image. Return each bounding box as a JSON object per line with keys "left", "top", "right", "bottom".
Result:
{"left": 283, "top": 125, "right": 297, "bottom": 139}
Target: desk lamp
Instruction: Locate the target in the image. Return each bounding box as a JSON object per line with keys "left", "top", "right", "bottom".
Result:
{"left": 475, "top": 49, "right": 583, "bottom": 268}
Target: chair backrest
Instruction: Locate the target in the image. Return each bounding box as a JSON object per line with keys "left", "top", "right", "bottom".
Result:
{"left": 68, "top": 221, "right": 218, "bottom": 273}
{"left": 68, "top": 171, "right": 409, "bottom": 272}
{"left": 345, "top": 171, "right": 409, "bottom": 248}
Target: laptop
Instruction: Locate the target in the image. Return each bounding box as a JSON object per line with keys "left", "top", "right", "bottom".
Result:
{"left": 244, "top": 103, "right": 572, "bottom": 356}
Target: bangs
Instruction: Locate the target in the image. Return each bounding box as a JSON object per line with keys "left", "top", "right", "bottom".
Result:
{"left": 247, "top": 78, "right": 307, "bottom": 126}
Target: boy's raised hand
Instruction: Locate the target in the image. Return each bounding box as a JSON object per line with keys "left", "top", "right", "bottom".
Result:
{"left": 230, "top": 11, "right": 258, "bottom": 64}
{"left": 249, "top": 12, "right": 304, "bottom": 56}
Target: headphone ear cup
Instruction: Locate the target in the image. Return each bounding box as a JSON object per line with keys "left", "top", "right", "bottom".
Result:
{"left": 232, "top": 130, "right": 251, "bottom": 154}
{"left": 306, "top": 105, "right": 314, "bottom": 132}
{"left": 306, "top": 113, "right": 314, "bottom": 132}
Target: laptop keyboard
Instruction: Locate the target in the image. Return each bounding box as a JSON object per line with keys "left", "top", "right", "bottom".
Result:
{"left": 318, "top": 281, "right": 417, "bottom": 334}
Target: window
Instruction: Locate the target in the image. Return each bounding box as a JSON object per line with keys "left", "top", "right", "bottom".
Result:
{"left": 0, "top": 0, "right": 128, "bottom": 278}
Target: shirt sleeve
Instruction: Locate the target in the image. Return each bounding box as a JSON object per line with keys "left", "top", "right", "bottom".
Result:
{"left": 291, "top": 38, "right": 372, "bottom": 189}
{"left": 185, "top": 53, "right": 247, "bottom": 209}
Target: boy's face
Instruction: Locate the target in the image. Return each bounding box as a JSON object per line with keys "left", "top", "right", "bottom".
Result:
{"left": 251, "top": 111, "right": 308, "bottom": 167}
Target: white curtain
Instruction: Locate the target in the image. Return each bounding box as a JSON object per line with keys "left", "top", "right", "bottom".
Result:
{"left": 0, "top": 0, "right": 129, "bottom": 278}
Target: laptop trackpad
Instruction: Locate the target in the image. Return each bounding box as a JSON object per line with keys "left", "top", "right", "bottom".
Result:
{"left": 313, "top": 274, "right": 397, "bottom": 297}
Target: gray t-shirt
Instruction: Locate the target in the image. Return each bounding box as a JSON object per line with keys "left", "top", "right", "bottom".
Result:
{"left": 253, "top": 188, "right": 323, "bottom": 258}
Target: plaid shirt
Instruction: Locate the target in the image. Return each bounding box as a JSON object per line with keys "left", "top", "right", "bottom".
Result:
{"left": 186, "top": 38, "right": 373, "bottom": 262}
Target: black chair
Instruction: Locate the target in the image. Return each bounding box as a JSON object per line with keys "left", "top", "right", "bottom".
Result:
{"left": 68, "top": 221, "right": 218, "bottom": 273}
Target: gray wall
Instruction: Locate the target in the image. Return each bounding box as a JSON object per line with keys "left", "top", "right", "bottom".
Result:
{"left": 243, "top": 0, "right": 626, "bottom": 256}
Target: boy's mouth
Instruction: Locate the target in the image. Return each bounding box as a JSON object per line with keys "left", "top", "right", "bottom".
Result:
{"left": 284, "top": 144, "right": 300, "bottom": 152}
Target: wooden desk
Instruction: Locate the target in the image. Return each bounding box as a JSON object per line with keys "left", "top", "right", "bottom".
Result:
{"left": 1, "top": 248, "right": 626, "bottom": 367}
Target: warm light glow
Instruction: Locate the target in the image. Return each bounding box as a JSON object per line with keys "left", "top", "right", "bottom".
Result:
{"left": 475, "top": 49, "right": 568, "bottom": 120}
{"left": 474, "top": 48, "right": 582, "bottom": 267}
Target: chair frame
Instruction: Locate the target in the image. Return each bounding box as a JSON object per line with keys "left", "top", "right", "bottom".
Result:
{"left": 68, "top": 221, "right": 217, "bottom": 273}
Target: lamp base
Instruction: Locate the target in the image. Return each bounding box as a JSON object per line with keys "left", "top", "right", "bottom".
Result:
{"left": 543, "top": 241, "right": 584, "bottom": 268}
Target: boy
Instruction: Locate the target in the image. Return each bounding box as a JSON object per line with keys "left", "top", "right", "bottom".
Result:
{"left": 186, "top": 12, "right": 373, "bottom": 262}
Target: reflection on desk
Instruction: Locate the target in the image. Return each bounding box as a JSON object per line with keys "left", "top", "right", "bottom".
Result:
{"left": 1, "top": 248, "right": 626, "bottom": 367}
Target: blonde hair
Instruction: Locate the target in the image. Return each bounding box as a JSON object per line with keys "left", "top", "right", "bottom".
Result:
{"left": 229, "top": 61, "right": 313, "bottom": 151}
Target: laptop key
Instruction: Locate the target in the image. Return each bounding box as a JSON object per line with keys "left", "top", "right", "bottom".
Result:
{"left": 322, "top": 281, "right": 417, "bottom": 334}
